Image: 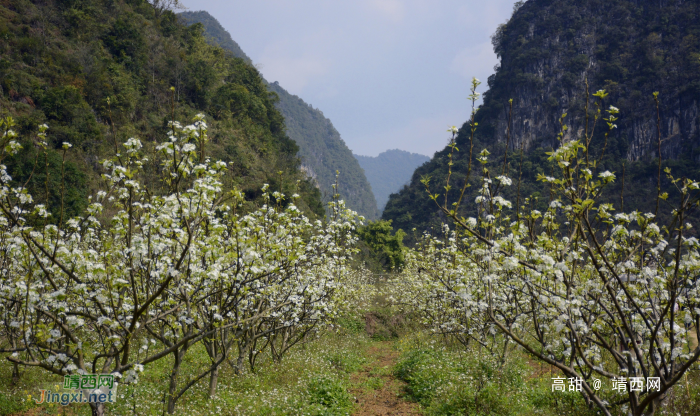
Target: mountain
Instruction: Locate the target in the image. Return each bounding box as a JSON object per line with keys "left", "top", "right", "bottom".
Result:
{"left": 354, "top": 150, "right": 430, "bottom": 212}
{"left": 179, "top": 11, "right": 380, "bottom": 219}
{"left": 267, "top": 82, "right": 380, "bottom": 219}
{"left": 0, "top": 0, "right": 324, "bottom": 219}
{"left": 481, "top": 0, "right": 700, "bottom": 160}
{"left": 178, "top": 11, "right": 251, "bottom": 64}
{"left": 383, "top": 0, "right": 700, "bottom": 242}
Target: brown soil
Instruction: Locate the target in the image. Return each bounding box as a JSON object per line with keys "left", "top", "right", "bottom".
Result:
{"left": 524, "top": 356, "right": 557, "bottom": 380}
{"left": 351, "top": 341, "right": 421, "bottom": 416}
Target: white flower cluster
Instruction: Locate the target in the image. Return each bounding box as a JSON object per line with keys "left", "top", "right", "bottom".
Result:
{"left": 0, "top": 116, "right": 370, "bottom": 413}
{"left": 397, "top": 125, "right": 700, "bottom": 415}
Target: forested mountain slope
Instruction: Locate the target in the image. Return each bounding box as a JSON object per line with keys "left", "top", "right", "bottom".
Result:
{"left": 179, "top": 10, "right": 379, "bottom": 219}
{"left": 383, "top": 0, "right": 700, "bottom": 242}
{"left": 267, "top": 82, "right": 379, "bottom": 219}
{"left": 179, "top": 10, "right": 252, "bottom": 64}
{"left": 0, "top": 0, "right": 324, "bottom": 218}
{"left": 354, "top": 149, "right": 429, "bottom": 212}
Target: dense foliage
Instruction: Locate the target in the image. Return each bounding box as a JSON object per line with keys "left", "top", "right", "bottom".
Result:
{"left": 355, "top": 149, "right": 429, "bottom": 212}
{"left": 383, "top": 0, "right": 700, "bottom": 241}
{"left": 356, "top": 219, "right": 406, "bottom": 272}
{"left": 178, "top": 11, "right": 252, "bottom": 64}
{"left": 0, "top": 0, "right": 324, "bottom": 219}
{"left": 180, "top": 10, "right": 380, "bottom": 220}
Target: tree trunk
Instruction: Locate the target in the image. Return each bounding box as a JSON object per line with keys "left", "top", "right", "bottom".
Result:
{"left": 499, "top": 338, "right": 510, "bottom": 366}
{"left": 640, "top": 395, "right": 663, "bottom": 416}
{"left": 236, "top": 350, "right": 245, "bottom": 375}
{"left": 208, "top": 364, "right": 219, "bottom": 398}
{"left": 11, "top": 361, "right": 20, "bottom": 385}
{"left": 10, "top": 338, "right": 20, "bottom": 385}
{"left": 167, "top": 351, "right": 182, "bottom": 414}
{"left": 234, "top": 341, "right": 247, "bottom": 375}
{"left": 90, "top": 402, "right": 105, "bottom": 416}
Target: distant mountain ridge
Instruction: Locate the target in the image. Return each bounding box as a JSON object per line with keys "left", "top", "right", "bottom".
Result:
{"left": 354, "top": 150, "right": 429, "bottom": 212}
{"left": 267, "top": 82, "right": 380, "bottom": 218}
{"left": 179, "top": 11, "right": 379, "bottom": 219}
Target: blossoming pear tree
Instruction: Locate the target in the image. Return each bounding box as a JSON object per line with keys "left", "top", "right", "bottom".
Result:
{"left": 397, "top": 79, "right": 700, "bottom": 416}
{"left": 0, "top": 114, "right": 365, "bottom": 416}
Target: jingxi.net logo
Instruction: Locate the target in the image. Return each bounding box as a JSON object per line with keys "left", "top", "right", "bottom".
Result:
{"left": 34, "top": 374, "right": 118, "bottom": 406}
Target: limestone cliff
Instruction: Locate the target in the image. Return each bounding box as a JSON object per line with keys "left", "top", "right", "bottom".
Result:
{"left": 383, "top": 0, "right": 700, "bottom": 240}
{"left": 481, "top": 0, "right": 700, "bottom": 161}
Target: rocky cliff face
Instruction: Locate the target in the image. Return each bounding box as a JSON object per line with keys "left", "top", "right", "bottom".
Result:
{"left": 480, "top": 0, "right": 700, "bottom": 162}
{"left": 382, "top": 0, "right": 700, "bottom": 239}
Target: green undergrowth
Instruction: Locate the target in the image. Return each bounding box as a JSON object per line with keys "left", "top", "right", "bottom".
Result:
{"left": 0, "top": 323, "right": 371, "bottom": 416}
{"left": 394, "top": 333, "right": 595, "bottom": 416}
{"left": 363, "top": 298, "right": 418, "bottom": 341}
{"left": 394, "top": 332, "right": 700, "bottom": 416}
{"left": 2, "top": 314, "right": 698, "bottom": 415}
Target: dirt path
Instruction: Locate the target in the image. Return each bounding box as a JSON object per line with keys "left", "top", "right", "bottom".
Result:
{"left": 350, "top": 341, "right": 421, "bottom": 416}
{"left": 690, "top": 329, "right": 698, "bottom": 350}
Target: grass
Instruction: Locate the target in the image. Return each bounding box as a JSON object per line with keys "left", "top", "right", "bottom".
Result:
{"left": 0, "top": 321, "right": 372, "bottom": 416}
{"left": 360, "top": 375, "right": 385, "bottom": 391}
{"left": 393, "top": 332, "right": 700, "bottom": 416}
{"left": 1, "top": 311, "right": 699, "bottom": 416}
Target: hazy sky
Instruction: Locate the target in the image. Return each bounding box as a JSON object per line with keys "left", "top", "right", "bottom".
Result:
{"left": 180, "top": 0, "right": 519, "bottom": 157}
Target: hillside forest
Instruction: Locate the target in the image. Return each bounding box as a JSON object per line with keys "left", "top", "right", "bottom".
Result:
{"left": 1, "top": 0, "right": 325, "bottom": 221}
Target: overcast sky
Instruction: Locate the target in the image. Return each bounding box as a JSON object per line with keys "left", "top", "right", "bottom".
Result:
{"left": 180, "top": 0, "right": 519, "bottom": 157}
